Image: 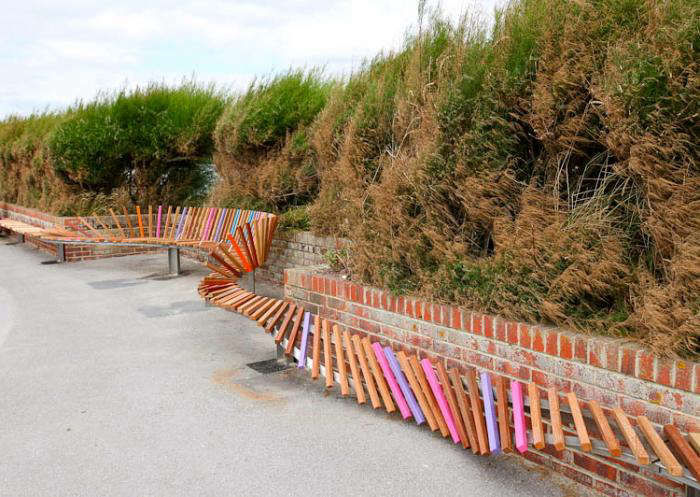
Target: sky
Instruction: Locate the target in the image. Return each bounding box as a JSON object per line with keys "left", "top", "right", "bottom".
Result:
{"left": 1, "top": 1, "right": 504, "bottom": 119}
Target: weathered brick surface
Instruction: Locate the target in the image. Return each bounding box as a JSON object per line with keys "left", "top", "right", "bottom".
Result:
{"left": 284, "top": 267, "right": 699, "bottom": 497}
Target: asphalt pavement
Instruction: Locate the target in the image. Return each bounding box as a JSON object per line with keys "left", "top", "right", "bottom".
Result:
{"left": 0, "top": 236, "right": 596, "bottom": 497}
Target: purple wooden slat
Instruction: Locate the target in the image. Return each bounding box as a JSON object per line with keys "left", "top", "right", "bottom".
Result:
{"left": 175, "top": 207, "right": 188, "bottom": 239}
{"left": 213, "top": 208, "right": 227, "bottom": 241}
{"left": 297, "top": 312, "right": 311, "bottom": 369}
{"left": 202, "top": 208, "right": 215, "bottom": 240}
{"left": 480, "top": 371, "right": 501, "bottom": 454}
{"left": 383, "top": 346, "right": 425, "bottom": 425}
{"left": 371, "top": 342, "right": 412, "bottom": 419}
{"left": 156, "top": 205, "right": 162, "bottom": 238}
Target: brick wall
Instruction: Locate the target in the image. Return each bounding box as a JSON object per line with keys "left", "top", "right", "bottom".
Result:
{"left": 257, "top": 230, "right": 345, "bottom": 285}
{"left": 284, "top": 267, "right": 699, "bottom": 497}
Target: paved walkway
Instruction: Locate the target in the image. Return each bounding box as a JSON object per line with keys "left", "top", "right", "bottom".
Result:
{"left": 0, "top": 238, "right": 595, "bottom": 497}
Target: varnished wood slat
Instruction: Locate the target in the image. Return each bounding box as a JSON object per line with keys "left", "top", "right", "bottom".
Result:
{"left": 437, "top": 365, "right": 468, "bottom": 450}
{"left": 612, "top": 408, "right": 649, "bottom": 464}
{"left": 450, "top": 368, "right": 479, "bottom": 452}
{"left": 547, "top": 387, "right": 565, "bottom": 451}
{"left": 109, "top": 209, "right": 126, "bottom": 238}
{"left": 244, "top": 223, "right": 259, "bottom": 269}
{"left": 136, "top": 206, "right": 145, "bottom": 237}
{"left": 343, "top": 330, "right": 365, "bottom": 403}
{"left": 92, "top": 212, "right": 115, "bottom": 240}
{"left": 362, "top": 337, "right": 395, "bottom": 413}
{"left": 230, "top": 293, "right": 256, "bottom": 311}
{"left": 264, "top": 302, "right": 289, "bottom": 333}
{"left": 397, "top": 351, "right": 437, "bottom": 431}
{"left": 409, "top": 354, "right": 449, "bottom": 438}
{"left": 206, "top": 262, "right": 233, "bottom": 279}
{"left": 237, "top": 295, "right": 263, "bottom": 313}
{"left": 566, "top": 392, "right": 591, "bottom": 452}
{"left": 257, "top": 299, "right": 285, "bottom": 326}
{"left": 122, "top": 207, "right": 134, "bottom": 236}
{"left": 637, "top": 416, "right": 682, "bottom": 476}
{"left": 689, "top": 432, "right": 700, "bottom": 455}
{"left": 148, "top": 205, "right": 153, "bottom": 237}
{"left": 664, "top": 425, "right": 700, "bottom": 481}
{"left": 164, "top": 206, "right": 173, "bottom": 238}
{"left": 311, "top": 315, "right": 322, "bottom": 379}
{"left": 494, "top": 376, "right": 513, "bottom": 453}
{"left": 274, "top": 304, "right": 297, "bottom": 344}
{"left": 250, "top": 298, "right": 277, "bottom": 321}
{"left": 528, "top": 382, "right": 545, "bottom": 449}
{"left": 352, "top": 334, "right": 381, "bottom": 409}
{"left": 284, "top": 306, "right": 305, "bottom": 356}
{"left": 589, "top": 400, "right": 621, "bottom": 457}
{"left": 333, "top": 325, "right": 350, "bottom": 396}
{"left": 210, "top": 251, "right": 241, "bottom": 278}
{"left": 241, "top": 296, "right": 268, "bottom": 316}
{"left": 466, "top": 368, "right": 489, "bottom": 455}
{"left": 323, "top": 320, "right": 333, "bottom": 388}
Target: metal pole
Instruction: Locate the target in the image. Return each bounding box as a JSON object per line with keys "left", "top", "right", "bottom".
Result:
{"left": 168, "top": 247, "right": 181, "bottom": 275}
{"left": 57, "top": 243, "right": 65, "bottom": 263}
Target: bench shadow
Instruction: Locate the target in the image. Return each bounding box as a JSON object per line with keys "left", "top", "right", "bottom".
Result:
{"left": 87, "top": 279, "right": 148, "bottom": 290}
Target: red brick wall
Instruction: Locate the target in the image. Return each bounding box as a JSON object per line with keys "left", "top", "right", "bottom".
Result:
{"left": 284, "top": 267, "right": 699, "bottom": 497}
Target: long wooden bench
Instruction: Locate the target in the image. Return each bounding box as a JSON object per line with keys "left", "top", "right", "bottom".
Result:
{"left": 0, "top": 219, "right": 50, "bottom": 241}
{"left": 197, "top": 241, "right": 700, "bottom": 492}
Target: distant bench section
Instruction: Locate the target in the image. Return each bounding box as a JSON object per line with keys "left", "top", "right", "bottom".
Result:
{"left": 0, "top": 219, "right": 50, "bottom": 242}
{"left": 38, "top": 205, "right": 279, "bottom": 276}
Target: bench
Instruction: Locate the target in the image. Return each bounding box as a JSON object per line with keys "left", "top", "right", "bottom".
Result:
{"left": 0, "top": 219, "right": 50, "bottom": 243}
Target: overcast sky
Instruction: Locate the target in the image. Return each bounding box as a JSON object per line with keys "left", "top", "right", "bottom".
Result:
{"left": 1, "top": 1, "right": 503, "bottom": 118}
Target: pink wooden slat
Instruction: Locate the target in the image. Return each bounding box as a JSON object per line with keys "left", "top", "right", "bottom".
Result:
{"left": 421, "top": 358, "right": 460, "bottom": 444}
{"left": 511, "top": 380, "right": 528, "bottom": 453}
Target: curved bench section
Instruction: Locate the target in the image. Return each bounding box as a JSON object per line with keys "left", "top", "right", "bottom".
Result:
{"left": 198, "top": 250, "right": 700, "bottom": 489}
{"left": 39, "top": 205, "right": 278, "bottom": 255}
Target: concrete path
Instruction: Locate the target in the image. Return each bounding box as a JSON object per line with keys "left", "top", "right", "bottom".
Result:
{"left": 0, "top": 238, "right": 596, "bottom": 497}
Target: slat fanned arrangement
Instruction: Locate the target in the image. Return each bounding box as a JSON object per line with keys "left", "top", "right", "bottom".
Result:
{"left": 41, "top": 205, "right": 278, "bottom": 254}
{"left": 199, "top": 253, "right": 700, "bottom": 490}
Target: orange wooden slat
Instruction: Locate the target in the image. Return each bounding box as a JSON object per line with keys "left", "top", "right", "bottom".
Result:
{"left": 465, "top": 368, "right": 489, "bottom": 455}
{"left": 333, "top": 325, "right": 350, "bottom": 396}
{"left": 637, "top": 416, "right": 682, "bottom": 476}
{"left": 528, "top": 382, "right": 545, "bottom": 449}
{"left": 409, "top": 354, "right": 449, "bottom": 438}
{"left": 362, "top": 337, "right": 395, "bottom": 413}
{"left": 547, "top": 387, "right": 565, "bottom": 451}
{"left": 566, "top": 392, "right": 591, "bottom": 452}
{"left": 589, "top": 400, "right": 621, "bottom": 457}
{"left": 352, "top": 334, "right": 381, "bottom": 409}
{"left": 343, "top": 330, "right": 365, "bottom": 403}
{"left": 664, "top": 424, "right": 700, "bottom": 481}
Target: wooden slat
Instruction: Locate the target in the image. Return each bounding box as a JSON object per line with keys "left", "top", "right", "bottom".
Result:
{"left": 397, "top": 351, "right": 437, "bottom": 431}
{"left": 109, "top": 209, "right": 126, "bottom": 238}
{"left": 689, "top": 432, "right": 700, "bottom": 455}
{"left": 231, "top": 293, "right": 256, "bottom": 311}
{"left": 244, "top": 223, "right": 259, "bottom": 268}
{"left": 352, "top": 334, "right": 381, "bottom": 409}
{"left": 264, "top": 302, "right": 289, "bottom": 333}
{"left": 452, "top": 368, "right": 479, "bottom": 454}
{"left": 420, "top": 359, "right": 460, "bottom": 444}
{"left": 250, "top": 298, "right": 277, "bottom": 321}
{"left": 323, "top": 320, "right": 333, "bottom": 389}
{"left": 122, "top": 207, "right": 134, "bottom": 236}
{"left": 437, "top": 364, "right": 468, "bottom": 449}
{"left": 136, "top": 206, "right": 145, "bottom": 237}
{"left": 284, "top": 306, "right": 305, "bottom": 356}
{"left": 612, "top": 408, "right": 649, "bottom": 465}
{"left": 372, "top": 343, "right": 411, "bottom": 419}
{"left": 511, "top": 380, "right": 528, "bottom": 453}
{"left": 589, "top": 400, "right": 621, "bottom": 457}
{"left": 528, "top": 382, "right": 545, "bottom": 449}
{"left": 547, "top": 387, "right": 565, "bottom": 451}
{"left": 566, "top": 392, "right": 591, "bottom": 452}
{"left": 148, "top": 205, "right": 153, "bottom": 237}
{"left": 410, "top": 355, "right": 449, "bottom": 438}
{"left": 466, "top": 368, "right": 489, "bottom": 455}
{"left": 664, "top": 425, "right": 700, "bottom": 481}
{"left": 343, "top": 330, "right": 365, "bottom": 403}
{"left": 240, "top": 296, "right": 267, "bottom": 316}
{"left": 449, "top": 368, "right": 478, "bottom": 452}
{"left": 333, "top": 325, "right": 350, "bottom": 396}
{"left": 274, "top": 304, "right": 297, "bottom": 345}
{"left": 362, "top": 337, "right": 395, "bottom": 413}
{"left": 637, "top": 416, "right": 682, "bottom": 476}
{"left": 311, "top": 315, "right": 322, "bottom": 379}
{"left": 495, "top": 376, "right": 513, "bottom": 453}
{"left": 481, "top": 372, "right": 501, "bottom": 454}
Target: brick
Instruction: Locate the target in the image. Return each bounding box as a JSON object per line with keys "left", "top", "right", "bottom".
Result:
{"left": 559, "top": 334, "right": 573, "bottom": 360}
{"left": 637, "top": 352, "right": 654, "bottom": 382}
{"left": 620, "top": 347, "right": 638, "bottom": 376}
{"left": 431, "top": 303, "right": 441, "bottom": 325}
{"left": 405, "top": 298, "right": 414, "bottom": 318}
{"left": 531, "top": 327, "right": 544, "bottom": 352}
{"left": 573, "top": 453, "right": 617, "bottom": 481}
{"left": 472, "top": 313, "right": 483, "bottom": 335}
{"left": 589, "top": 340, "right": 604, "bottom": 368}
{"left": 495, "top": 319, "right": 506, "bottom": 342}
{"left": 673, "top": 360, "right": 691, "bottom": 391}
{"left": 519, "top": 325, "right": 531, "bottom": 349}
{"left": 482, "top": 315, "right": 493, "bottom": 338}
{"left": 507, "top": 322, "right": 518, "bottom": 345}
{"left": 605, "top": 342, "right": 620, "bottom": 372}
{"left": 461, "top": 309, "right": 471, "bottom": 332}
{"left": 618, "top": 471, "right": 672, "bottom": 497}
{"left": 574, "top": 337, "right": 587, "bottom": 362}
{"left": 423, "top": 303, "right": 431, "bottom": 322}
{"left": 451, "top": 307, "right": 462, "bottom": 330}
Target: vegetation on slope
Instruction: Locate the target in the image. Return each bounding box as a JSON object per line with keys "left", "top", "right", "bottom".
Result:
{"left": 213, "top": 0, "right": 699, "bottom": 357}
{"left": 0, "top": 82, "right": 226, "bottom": 214}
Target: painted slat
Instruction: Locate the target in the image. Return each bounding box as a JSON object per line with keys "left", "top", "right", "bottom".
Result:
{"left": 372, "top": 343, "right": 411, "bottom": 419}
{"left": 511, "top": 380, "right": 528, "bottom": 453}
{"left": 297, "top": 312, "right": 311, "bottom": 369}
{"left": 384, "top": 347, "right": 424, "bottom": 425}
{"left": 481, "top": 372, "right": 501, "bottom": 454}
{"left": 421, "top": 359, "right": 460, "bottom": 444}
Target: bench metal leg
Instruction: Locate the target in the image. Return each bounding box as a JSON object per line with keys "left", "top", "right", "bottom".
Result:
{"left": 168, "top": 248, "right": 181, "bottom": 276}
{"left": 57, "top": 243, "right": 65, "bottom": 263}
{"left": 18, "top": 234, "right": 25, "bottom": 244}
